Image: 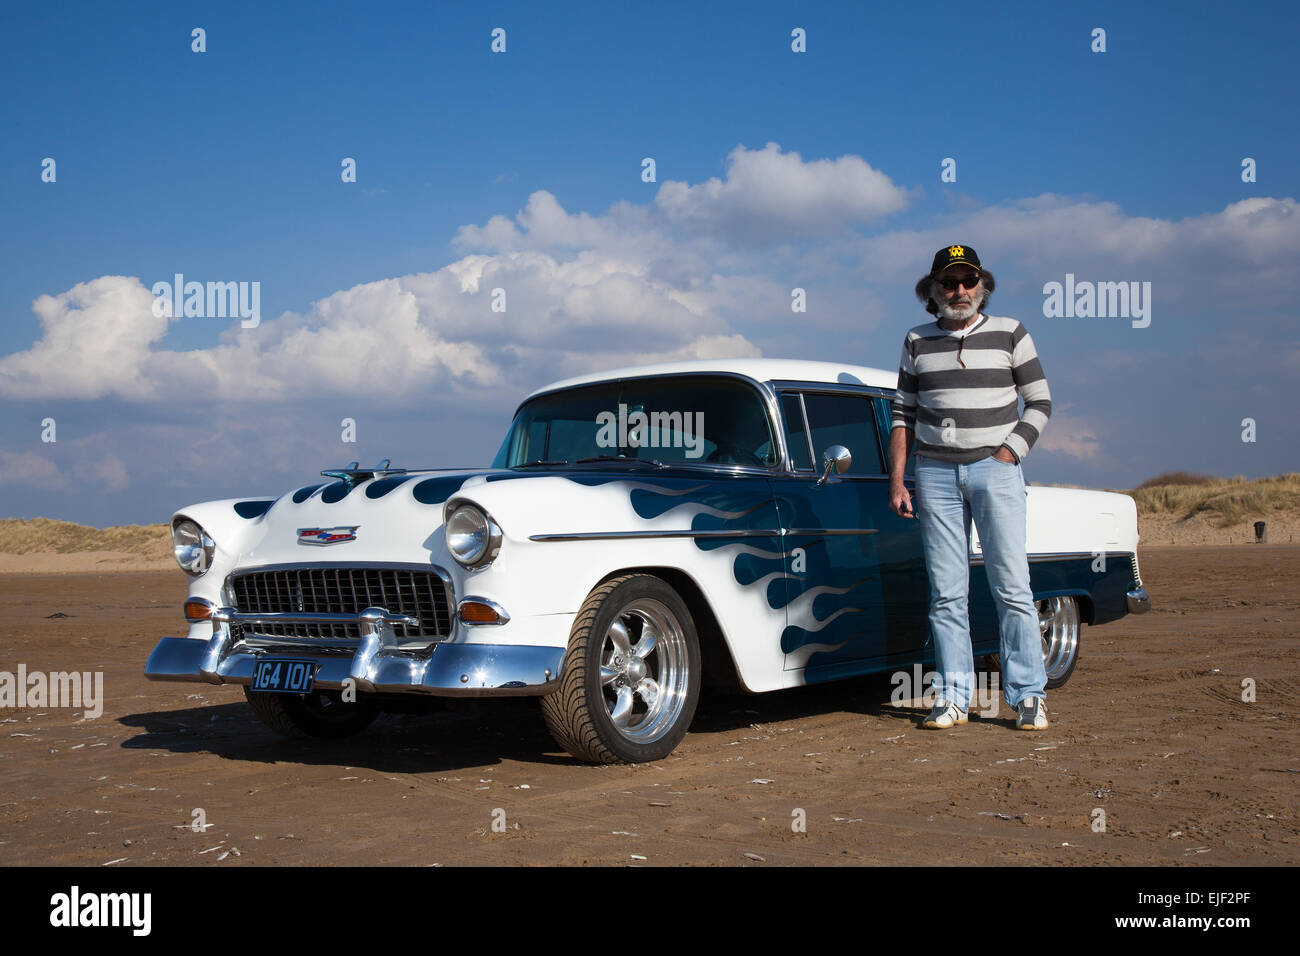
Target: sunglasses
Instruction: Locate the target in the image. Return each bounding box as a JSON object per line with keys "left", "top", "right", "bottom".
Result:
{"left": 938, "top": 274, "right": 981, "bottom": 291}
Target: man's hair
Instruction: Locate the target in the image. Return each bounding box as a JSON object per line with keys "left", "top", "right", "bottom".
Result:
{"left": 914, "top": 270, "right": 996, "bottom": 315}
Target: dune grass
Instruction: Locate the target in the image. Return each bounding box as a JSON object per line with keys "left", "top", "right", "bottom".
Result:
{"left": 0, "top": 518, "right": 170, "bottom": 555}
{"left": 1123, "top": 473, "right": 1300, "bottom": 528}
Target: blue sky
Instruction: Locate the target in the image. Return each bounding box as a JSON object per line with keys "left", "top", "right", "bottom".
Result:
{"left": 1, "top": 0, "right": 1296, "bottom": 526}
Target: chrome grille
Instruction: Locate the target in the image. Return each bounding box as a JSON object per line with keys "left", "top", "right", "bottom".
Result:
{"left": 227, "top": 565, "right": 453, "bottom": 642}
{"left": 1130, "top": 553, "right": 1143, "bottom": 587}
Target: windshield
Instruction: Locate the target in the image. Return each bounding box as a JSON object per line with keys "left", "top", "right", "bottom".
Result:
{"left": 492, "top": 375, "right": 778, "bottom": 468}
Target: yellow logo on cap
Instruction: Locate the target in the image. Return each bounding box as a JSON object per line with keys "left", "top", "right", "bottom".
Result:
{"left": 948, "top": 245, "right": 965, "bottom": 258}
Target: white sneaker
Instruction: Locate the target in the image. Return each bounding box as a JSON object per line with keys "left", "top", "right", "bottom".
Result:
{"left": 1016, "top": 696, "right": 1049, "bottom": 731}
{"left": 922, "top": 700, "right": 968, "bottom": 729}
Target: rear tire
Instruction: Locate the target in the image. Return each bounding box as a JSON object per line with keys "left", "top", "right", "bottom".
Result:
{"left": 244, "top": 687, "right": 380, "bottom": 739}
{"left": 985, "top": 595, "right": 1082, "bottom": 690}
{"left": 1038, "top": 595, "right": 1081, "bottom": 688}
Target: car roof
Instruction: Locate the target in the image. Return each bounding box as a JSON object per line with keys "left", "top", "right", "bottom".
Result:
{"left": 525, "top": 358, "right": 899, "bottom": 401}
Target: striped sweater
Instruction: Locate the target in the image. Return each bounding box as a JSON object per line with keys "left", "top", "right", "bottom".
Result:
{"left": 890, "top": 313, "right": 1051, "bottom": 464}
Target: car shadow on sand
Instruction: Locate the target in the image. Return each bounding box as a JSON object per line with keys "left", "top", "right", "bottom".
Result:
{"left": 695, "top": 672, "right": 922, "bottom": 732}
{"left": 118, "top": 698, "right": 570, "bottom": 773}
{"left": 119, "top": 672, "right": 962, "bottom": 772}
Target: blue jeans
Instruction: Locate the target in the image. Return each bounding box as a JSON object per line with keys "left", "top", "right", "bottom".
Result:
{"left": 914, "top": 455, "right": 1046, "bottom": 710}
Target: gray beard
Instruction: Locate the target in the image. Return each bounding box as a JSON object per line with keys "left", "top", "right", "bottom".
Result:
{"left": 937, "top": 299, "right": 978, "bottom": 328}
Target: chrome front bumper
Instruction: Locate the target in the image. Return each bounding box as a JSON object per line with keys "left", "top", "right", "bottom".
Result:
{"left": 1126, "top": 586, "right": 1150, "bottom": 614}
{"left": 145, "top": 606, "right": 564, "bottom": 697}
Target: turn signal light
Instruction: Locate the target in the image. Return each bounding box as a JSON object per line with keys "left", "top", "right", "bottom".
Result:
{"left": 184, "top": 599, "right": 215, "bottom": 622}
{"left": 458, "top": 601, "right": 504, "bottom": 625}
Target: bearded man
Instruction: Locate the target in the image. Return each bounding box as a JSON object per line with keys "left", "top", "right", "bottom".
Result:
{"left": 889, "top": 244, "right": 1053, "bottom": 731}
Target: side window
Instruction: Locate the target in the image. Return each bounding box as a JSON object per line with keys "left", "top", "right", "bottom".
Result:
{"left": 779, "top": 393, "right": 814, "bottom": 471}
{"left": 872, "top": 396, "right": 914, "bottom": 477}
{"left": 802, "top": 392, "right": 886, "bottom": 475}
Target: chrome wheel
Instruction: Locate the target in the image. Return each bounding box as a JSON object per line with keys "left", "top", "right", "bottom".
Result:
{"left": 599, "top": 598, "right": 691, "bottom": 744}
{"left": 1038, "top": 595, "right": 1081, "bottom": 688}
{"left": 541, "top": 574, "right": 701, "bottom": 763}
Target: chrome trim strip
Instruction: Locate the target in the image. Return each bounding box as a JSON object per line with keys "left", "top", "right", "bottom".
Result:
{"left": 528, "top": 527, "right": 876, "bottom": 541}
{"left": 784, "top": 528, "right": 880, "bottom": 536}
{"left": 238, "top": 636, "right": 365, "bottom": 652}
{"left": 968, "top": 550, "right": 1130, "bottom": 566}
{"left": 212, "top": 607, "right": 420, "bottom": 627}
{"left": 767, "top": 380, "right": 897, "bottom": 399}
{"left": 529, "top": 529, "right": 784, "bottom": 541}
{"left": 225, "top": 560, "right": 451, "bottom": 577}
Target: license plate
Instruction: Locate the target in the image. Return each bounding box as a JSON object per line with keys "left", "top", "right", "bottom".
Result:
{"left": 249, "top": 658, "right": 317, "bottom": 693}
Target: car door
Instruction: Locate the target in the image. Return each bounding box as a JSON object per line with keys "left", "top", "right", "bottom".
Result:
{"left": 769, "top": 388, "right": 929, "bottom": 678}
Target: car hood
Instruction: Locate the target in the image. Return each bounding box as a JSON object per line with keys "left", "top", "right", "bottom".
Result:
{"left": 176, "top": 469, "right": 503, "bottom": 572}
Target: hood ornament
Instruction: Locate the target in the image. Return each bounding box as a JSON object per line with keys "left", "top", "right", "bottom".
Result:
{"left": 321, "top": 458, "right": 407, "bottom": 488}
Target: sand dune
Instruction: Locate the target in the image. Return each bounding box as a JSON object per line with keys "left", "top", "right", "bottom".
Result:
{"left": 0, "top": 518, "right": 172, "bottom": 573}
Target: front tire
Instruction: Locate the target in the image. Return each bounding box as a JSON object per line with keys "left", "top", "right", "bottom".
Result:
{"left": 244, "top": 687, "right": 380, "bottom": 739}
{"left": 541, "top": 574, "right": 701, "bottom": 764}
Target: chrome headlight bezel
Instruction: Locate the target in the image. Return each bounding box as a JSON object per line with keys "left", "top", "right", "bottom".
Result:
{"left": 443, "top": 501, "right": 502, "bottom": 569}
{"left": 172, "top": 518, "right": 215, "bottom": 577}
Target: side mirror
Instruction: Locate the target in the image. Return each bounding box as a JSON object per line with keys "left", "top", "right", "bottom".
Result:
{"left": 817, "top": 445, "right": 852, "bottom": 485}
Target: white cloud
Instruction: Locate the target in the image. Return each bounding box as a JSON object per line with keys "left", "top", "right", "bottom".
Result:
{"left": 0, "top": 253, "right": 761, "bottom": 403}
{"left": 454, "top": 191, "right": 654, "bottom": 255}
{"left": 653, "top": 143, "right": 910, "bottom": 242}
{"left": 456, "top": 144, "right": 909, "bottom": 254}
{"left": 0, "top": 277, "right": 168, "bottom": 400}
{"left": 0, "top": 450, "right": 67, "bottom": 489}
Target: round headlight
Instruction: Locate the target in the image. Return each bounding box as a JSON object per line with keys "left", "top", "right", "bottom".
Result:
{"left": 172, "top": 519, "right": 215, "bottom": 576}
{"left": 444, "top": 504, "right": 501, "bottom": 568}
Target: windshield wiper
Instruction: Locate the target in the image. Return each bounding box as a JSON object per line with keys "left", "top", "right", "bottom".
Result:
{"left": 575, "top": 455, "right": 669, "bottom": 469}
{"left": 514, "top": 459, "right": 570, "bottom": 468}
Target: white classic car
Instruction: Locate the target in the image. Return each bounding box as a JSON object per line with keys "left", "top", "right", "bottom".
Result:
{"left": 146, "top": 359, "right": 1148, "bottom": 763}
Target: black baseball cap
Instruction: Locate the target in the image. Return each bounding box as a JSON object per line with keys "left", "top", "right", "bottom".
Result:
{"left": 930, "top": 244, "right": 981, "bottom": 276}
